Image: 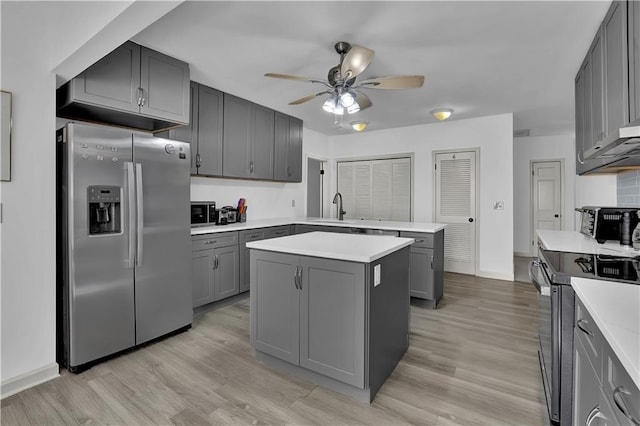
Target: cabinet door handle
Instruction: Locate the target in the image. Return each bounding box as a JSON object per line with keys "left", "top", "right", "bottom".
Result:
{"left": 577, "top": 149, "right": 585, "bottom": 165}
{"left": 430, "top": 255, "right": 434, "bottom": 270}
{"left": 293, "top": 266, "right": 300, "bottom": 289}
{"left": 415, "top": 239, "right": 425, "bottom": 243}
{"left": 585, "top": 406, "right": 602, "bottom": 426}
{"left": 613, "top": 386, "right": 640, "bottom": 425}
{"left": 196, "top": 153, "right": 202, "bottom": 168}
{"left": 213, "top": 255, "right": 219, "bottom": 270}
{"left": 203, "top": 240, "right": 217, "bottom": 245}
{"left": 287, "top": 166, "right": 291, "bottom": 176}
{"left": 137, "top": 88, "right": 143, "bottom": 106}
{"left": 250, "top": 161, "right": 254, "bottom": 173}
{"left": 140, "top": 88, "right": 145, "bottom": 107}
{"left": 576, "top": 319, "right": 594, "bottom": 337}
{"left": 297, "top": 266, "right": 302, "bottom": 290}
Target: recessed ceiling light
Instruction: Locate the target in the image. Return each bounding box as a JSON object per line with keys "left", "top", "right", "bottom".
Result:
{"left": 351, "top": 121, "right": 368, "bottom": 132}
{"left": 431, "top": 108, "right": 453, "bottom": 121}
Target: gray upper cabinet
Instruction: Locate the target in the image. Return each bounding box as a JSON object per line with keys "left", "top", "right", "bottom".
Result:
{"left": 57, "top": 41, "right": 190, "bottom": 132}
{"left": 71, "top": 41, "right": 141, "bottom": 114}
{"left": 139, "top": 47, "right": 190, "bottom": 124}
{"left": 160, "top": 81, "right": 199, "bottom": 174}
{"left": 223, "top": 94, "right": 252, "bottom": 178}
{"left": 251, "top": 104, "right": 275, "bottom": 179}
{"left": 274, "top": 112, "right": 303, "bottom": 182}
{"left": 223, "top": 94, "right": 274, "bottom": 180}
{"left": 196, "top": 85, "right": 224, "bottom": 176}
{"left": 575, "top": 1, "right": 640, "bottom": 174}
{"left": 605, "top": 1, "right": 630, "bottom": 136}
{"left": 630, "top": 0, "right": 640, "bottom": 125}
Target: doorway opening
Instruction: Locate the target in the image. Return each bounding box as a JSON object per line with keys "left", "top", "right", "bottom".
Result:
{"left": 530, "top": 160, "right": 563, "bottom": 255}
{"left": 307, "top": 157, "right": 328, "bottom": 217}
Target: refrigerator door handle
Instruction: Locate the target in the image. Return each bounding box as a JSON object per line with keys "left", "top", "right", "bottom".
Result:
{"left": 126, "top": 162, "right": 136, "bottom": 269}
{"left": 135, "top": 163, "right": 144, "bottom": 267}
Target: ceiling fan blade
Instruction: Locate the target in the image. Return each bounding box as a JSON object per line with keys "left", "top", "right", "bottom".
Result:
{"left": 354, "top": 90, "right": 372, "bottom": 111}
{"left": 340, "top": 45, "right": 375, "bottom": 79}
{"left": 358, "top": 75, "right": 425, "bottom": 90}
{"left": 265, "top": 72, "right": 314, "bottom": 81}
{"left": 288, "top": 91, "right": 330, "bottom": 105}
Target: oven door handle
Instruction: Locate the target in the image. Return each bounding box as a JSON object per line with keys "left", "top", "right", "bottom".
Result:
{"left": 529, "top": 258, "right": 551, "bottom": 296}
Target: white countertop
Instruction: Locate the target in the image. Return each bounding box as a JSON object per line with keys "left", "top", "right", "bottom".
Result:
{"left": 572, "top": 277, "right": 640, "bottom": 389}
{"left": 537, "top": 230, "right": 640, "bottom": 257}
{"left": 246, "top": 231, "right": 415, "bottom": 263}
{"left": 192, "top": 217, "right": 447, "bottom": 235}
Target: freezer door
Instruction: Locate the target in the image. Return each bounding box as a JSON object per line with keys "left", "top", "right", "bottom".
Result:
{"left": 66, "top": 123, "right": 135, "bottom": 367}
{"left": 133, "top": 134, "right": 192, "bottom": 344}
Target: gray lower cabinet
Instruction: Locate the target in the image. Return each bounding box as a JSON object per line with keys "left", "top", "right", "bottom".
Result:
{"left": 400, "top": 230, "right": 444, "bottom": 308}
{"left": 57, "top": 41, "right": 190, "bottom": 131}
{"left": 223, "top": 94, "right": 274, "bottom": 180}
{"left": 250, "top": 247, "right": 410, "bottom": 401}
{"left": 191, "top": 232, "right": 239, "bottom": 308}
{"left": 274, "top": 112, "right": 303, "bottom": 182}
{"left": 573, "top": 296, "right": 640, "bottom": 425}
{"left": 239, "top": 226, "right": 292, "bottom": 293}
{"left": 250, "top": 250, "right": 366, "bottom": 388}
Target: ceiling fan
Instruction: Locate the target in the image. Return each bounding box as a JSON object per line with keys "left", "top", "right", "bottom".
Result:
{"left": 265, "top": 41, "right": 424, "bottom": 115}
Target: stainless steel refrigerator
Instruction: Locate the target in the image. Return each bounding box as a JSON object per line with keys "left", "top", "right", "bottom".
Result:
{"left": 57, "top": 122, "right": 192, "bottom": 371}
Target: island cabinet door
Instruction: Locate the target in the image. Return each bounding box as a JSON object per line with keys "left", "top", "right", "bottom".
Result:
{"left": 250, "top": 250, "right": 300, "bottom": 365}
{"left": 299, "top": 257, "right": 366, "bottom": 389}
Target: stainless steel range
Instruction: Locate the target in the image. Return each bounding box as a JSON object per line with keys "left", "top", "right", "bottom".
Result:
{"left": 530, "top": 248, "right": 640, "bottom": 425}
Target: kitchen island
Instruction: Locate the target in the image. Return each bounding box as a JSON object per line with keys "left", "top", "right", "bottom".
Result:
{"left": 247, "top": 231, "right": 414, "bottom": 402}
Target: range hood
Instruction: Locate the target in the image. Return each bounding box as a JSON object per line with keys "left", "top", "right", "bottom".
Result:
{"left": 584, "top": 126, "right": 640, "bottom": 160}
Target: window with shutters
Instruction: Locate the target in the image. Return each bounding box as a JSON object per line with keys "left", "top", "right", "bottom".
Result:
{"left": 337, "top": 157, "right": 411, "bottom": 221}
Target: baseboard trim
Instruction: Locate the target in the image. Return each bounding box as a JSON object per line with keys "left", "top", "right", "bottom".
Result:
{"left": 477, "top": 270, "right": 515, "bottom": 282}
{"left": 1, "top": 362, "right": 59, "bottom": 399}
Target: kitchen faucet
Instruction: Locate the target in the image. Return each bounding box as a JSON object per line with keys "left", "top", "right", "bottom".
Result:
{"left": 332, "top": 192, "right": 346, "bottom": 220}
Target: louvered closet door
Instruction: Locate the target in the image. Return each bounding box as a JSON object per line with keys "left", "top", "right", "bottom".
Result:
{"left": 435, "top": 151, "right": 477, "bottom": 275}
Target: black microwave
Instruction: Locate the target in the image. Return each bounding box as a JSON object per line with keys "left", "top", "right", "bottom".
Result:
{"left": 190, "top": 202, "right": 216, "bottom": 226}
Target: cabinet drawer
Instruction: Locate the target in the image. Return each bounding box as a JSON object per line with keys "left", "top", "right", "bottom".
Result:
{"left": 604, "top": 349, "right": 640, "bottom": 425}
{"left": 399, "top": 232, "right": 433, "bottom": 248}
{"left": 192, "top": 231, "right": 238, "bottom": 250}
{"left": 239, "top": 229, "right": 266, "bottom": 244}
{"left": 574, "top": 297, "right": 603, "bottom": 378}
{"left": 264, "top": 226, "right": 291, "bottom": 239}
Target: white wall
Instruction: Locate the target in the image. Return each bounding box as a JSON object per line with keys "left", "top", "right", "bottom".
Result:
{"left": 513, "top": 134, "right": 576, "bottom": 256}
{"left": 0, "top": 1, "right": 183, "bottom": 398}
{"left": 328, "top": 114, "right": 514, "bottom": 281}
{"left": 190, "top": 128, "right": 329, "bottom": 220}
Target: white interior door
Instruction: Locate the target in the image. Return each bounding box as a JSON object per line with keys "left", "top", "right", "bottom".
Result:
{"left": 531, "top": 161, "right": 562, "bottom": 252}
{"left": 435, "top": 151, "right": 477, "bottom": 275}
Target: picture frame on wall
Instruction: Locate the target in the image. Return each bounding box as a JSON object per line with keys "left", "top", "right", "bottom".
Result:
{"left": 1, "top": 90, "right": 12, "bottom": 182}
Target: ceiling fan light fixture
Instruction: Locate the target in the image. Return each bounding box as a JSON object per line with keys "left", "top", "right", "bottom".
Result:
{"left": 431, "top": 108, "right": 453, "bottom": 121}
{"left": 340, "top": 91, "right": 356, "bottom": 108}
{"left": 351, "top": 121, "right": 368, "bottom": 132}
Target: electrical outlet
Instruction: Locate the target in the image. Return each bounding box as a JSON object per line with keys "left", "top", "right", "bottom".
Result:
{"left": 291, "top": 199, "right": 295, "bottom": 207}
{"left": 493, "top": 201, "right": 504, "bottom": 210}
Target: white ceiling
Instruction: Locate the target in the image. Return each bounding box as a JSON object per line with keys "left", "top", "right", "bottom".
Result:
{"left": 133, "top": 1, "right": 611, "bottom": 136}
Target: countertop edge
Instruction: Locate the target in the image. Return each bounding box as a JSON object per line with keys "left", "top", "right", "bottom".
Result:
{"left": 571, "top": 278, "right": 640, "bottom": 390}
{"left": 192, "top": 217, "right": 447, "bottom": 235}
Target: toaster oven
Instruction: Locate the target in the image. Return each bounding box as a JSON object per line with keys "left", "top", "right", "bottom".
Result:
{"left": 577, "top": 206, "right": 640, "bottom": 243}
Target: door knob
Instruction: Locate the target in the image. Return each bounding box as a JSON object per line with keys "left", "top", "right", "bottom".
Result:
{"left": 554, "top": 214, "right": 559, "bottom": 218}
{"left": 468, "top": 218, "right": 474, "bottom": 223}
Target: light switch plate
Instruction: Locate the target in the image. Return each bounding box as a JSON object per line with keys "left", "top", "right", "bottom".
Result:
{"left": 374, "top": 264, "right": 381, "bottom": 286}
{"left": 493, "top": 201, "right": 504, "bottom": 210}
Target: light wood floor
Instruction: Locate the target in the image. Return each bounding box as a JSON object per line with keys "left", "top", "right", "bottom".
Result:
{"left": 2, "top": 273, "right": 547, "bottom": 425}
